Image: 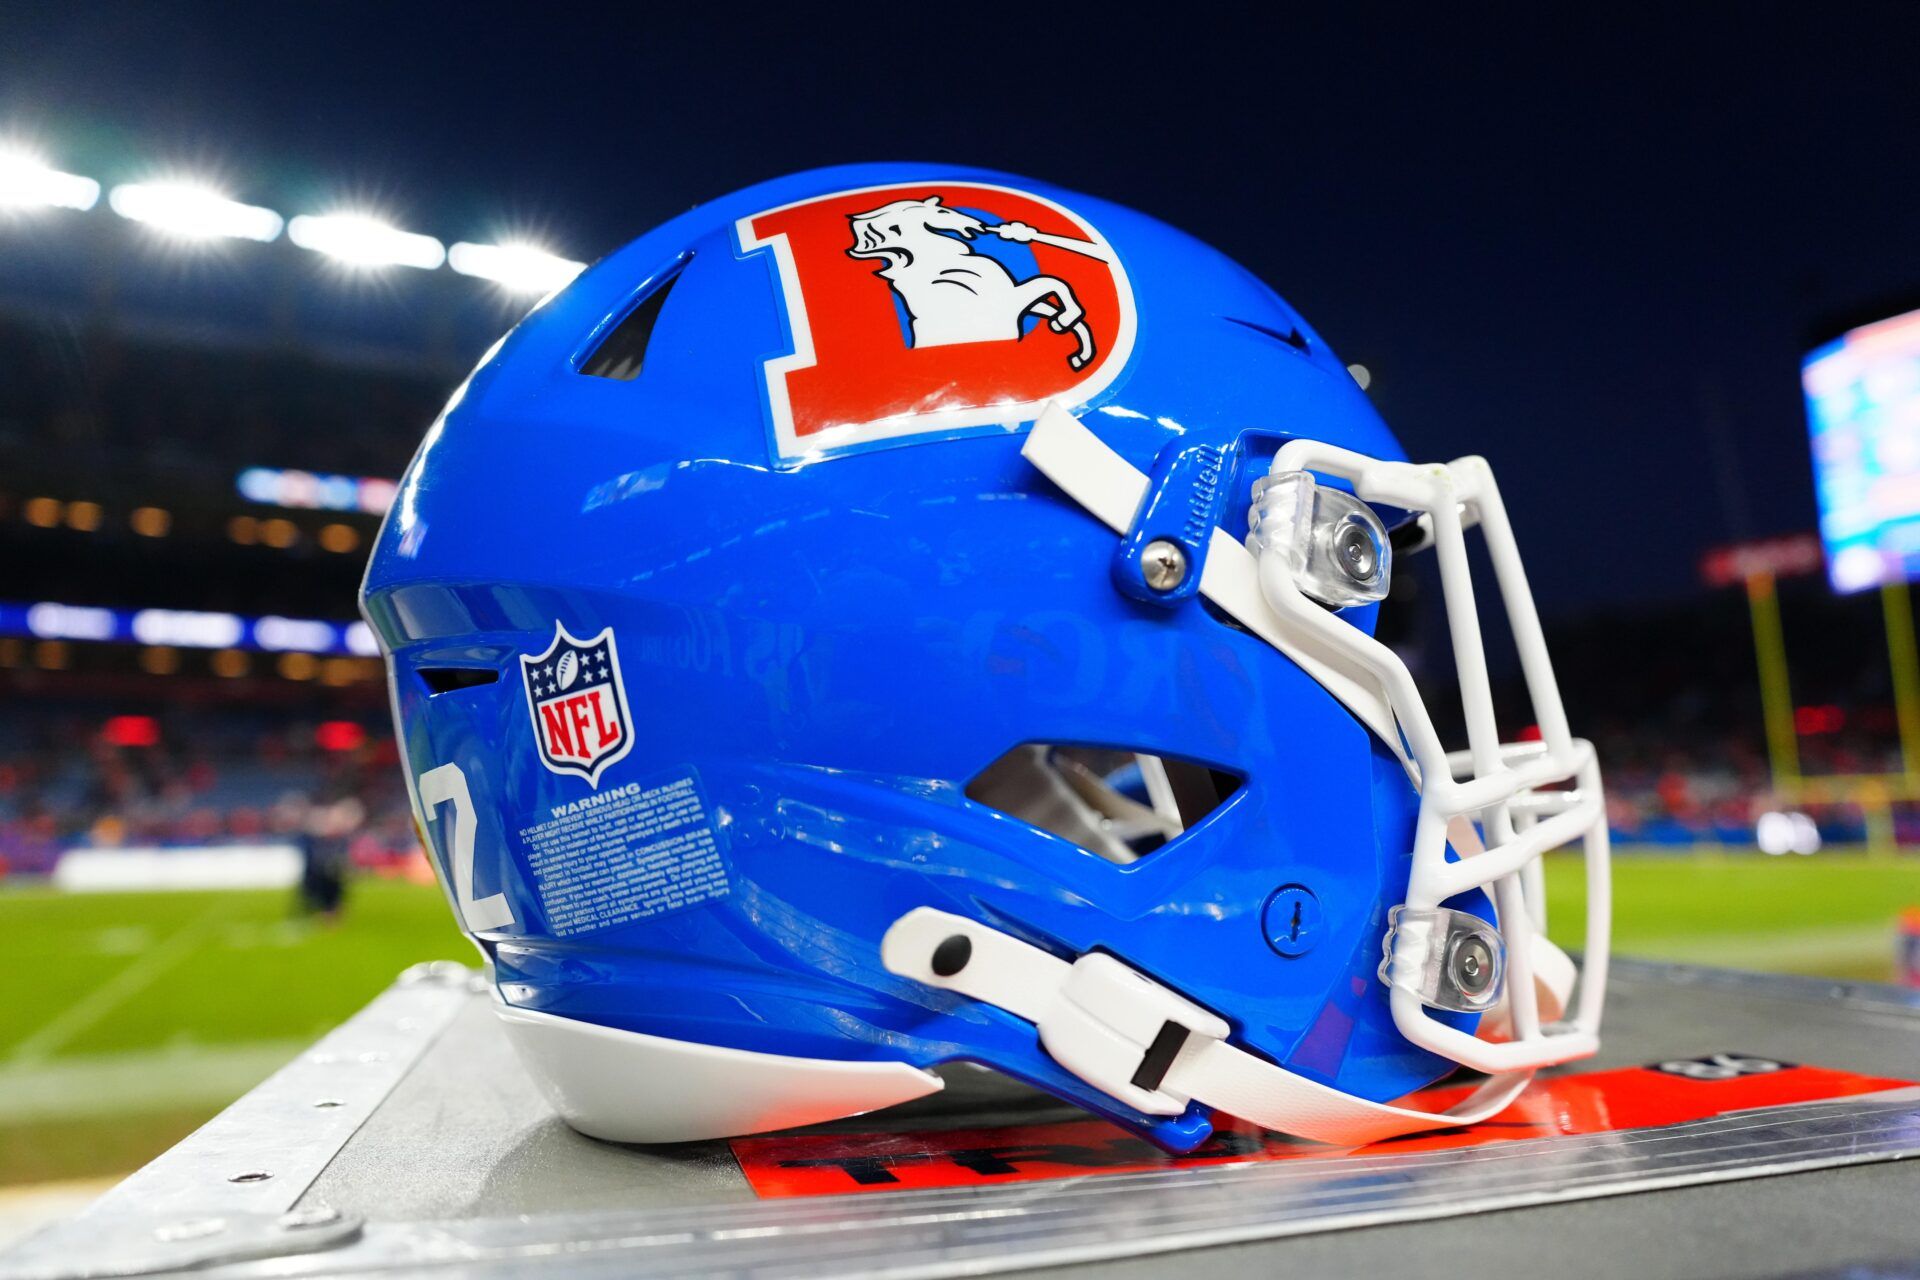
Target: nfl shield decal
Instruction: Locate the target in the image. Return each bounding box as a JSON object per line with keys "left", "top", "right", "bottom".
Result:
{"left": 738, "top": 181, "right": 1136, "bottom": 462}
{"left": 521, "top": 623, "right": 634, "bottom": 788}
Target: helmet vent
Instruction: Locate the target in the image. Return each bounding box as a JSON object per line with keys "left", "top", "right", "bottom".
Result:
{"left": 1224, "top": 315, "right": 1310, "bottom": 354}
{"left": 579, "top": 254, "right": 690, "bottom": 381}
{"left": 965, "top": 744, "right": 1240, "bottom": 865}
{"left": 417, "top": 666, "right": 500, "bottom": 695}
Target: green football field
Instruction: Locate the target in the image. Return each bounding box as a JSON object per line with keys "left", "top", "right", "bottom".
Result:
{"left": 1, "top": 879, "right": 471, "bottom": 1185}
{"left": 4, "top": 852, "right": 1919, "bottom": 1187}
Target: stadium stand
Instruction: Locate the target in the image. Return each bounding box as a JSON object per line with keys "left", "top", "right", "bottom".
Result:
{"left": 2, "top": 198, "right": 1913, "bottom": 878}
{"left": 0, "top": 702, "right": 415, "bottom": 878}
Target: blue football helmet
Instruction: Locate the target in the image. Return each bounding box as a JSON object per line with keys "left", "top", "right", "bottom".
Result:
{"left": 362, "top": 163, "right": 1610, "bottom": 1152}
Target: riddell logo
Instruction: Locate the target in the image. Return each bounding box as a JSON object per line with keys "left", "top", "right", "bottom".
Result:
{"left": 520, "top": 623, "right": 633, "bottom": 788}
{"left": 737, "top": 181, "right": 1136, "bottom": 462}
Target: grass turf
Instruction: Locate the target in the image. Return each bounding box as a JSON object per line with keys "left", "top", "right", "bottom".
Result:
{"left": 4, "top": 853, "right": 1919, "bottom": 1185}
{"left": 1543, "top": 850, "right": 1920, "bottom": 982}
{"left": 1, "top": 879, "right": 468, "bottom": 1185}
{"left": 3, "top": 879, "right": 469, "bottom": 1062}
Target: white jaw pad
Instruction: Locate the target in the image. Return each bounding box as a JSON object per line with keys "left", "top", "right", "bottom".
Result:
{"left": 493, "top": 993, "right": 943, "bottom": 1143}
{"left": 1021, "top": 403, "right": 1407, "bottom": 767}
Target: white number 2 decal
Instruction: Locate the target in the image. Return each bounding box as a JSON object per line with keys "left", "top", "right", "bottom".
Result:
{"left": 418, "top": 763, "right": 515, "bottom": 931}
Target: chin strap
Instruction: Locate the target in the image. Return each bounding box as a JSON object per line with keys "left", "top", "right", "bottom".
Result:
{"left": 883, "top": 907, "right": 1550, "bottom": 1146}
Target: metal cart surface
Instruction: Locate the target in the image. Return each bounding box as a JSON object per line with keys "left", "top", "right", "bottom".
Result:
{"left": 9, "top": 959, "right": 1920, "bottom": 1280}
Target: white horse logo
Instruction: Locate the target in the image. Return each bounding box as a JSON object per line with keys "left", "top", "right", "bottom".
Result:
{"left": 847, "top": 195, "right": 1113, "bottom": 370}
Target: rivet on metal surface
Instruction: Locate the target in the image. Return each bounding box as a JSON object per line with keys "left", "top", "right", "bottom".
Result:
{"left": 154, "top": 1218, "right": 227, "bottom": 1243}
{"left": 399, "top": 958, "right": 478, "bottom": 988}
{"left": 278, "top": 1205, "right": 343, "bottom": 1230}
{"left": 1142, "top": 539, "right": 1188, "bottom": 592}
{"left": 7, "top": 975, "right": 470, "bottom": 1279}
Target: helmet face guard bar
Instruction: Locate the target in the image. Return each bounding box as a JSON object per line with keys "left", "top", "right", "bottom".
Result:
{"left": 1253, "top": 439, "right": 1610, "bottom": 1078}
{"left": 1003, "top": 403, "right": 1609, "bottom": 1133}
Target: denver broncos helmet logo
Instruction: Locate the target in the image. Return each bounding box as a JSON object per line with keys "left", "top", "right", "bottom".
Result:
{"left": 739, "top": 182, "right": 1135, "bottom": 462}
{"left": 845, "top": 195, "right": 1109, "bottom": 370}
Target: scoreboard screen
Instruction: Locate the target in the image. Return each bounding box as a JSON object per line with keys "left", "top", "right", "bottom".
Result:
{"left": 1805, "top": 307, "right": 1920, "bottom": 593}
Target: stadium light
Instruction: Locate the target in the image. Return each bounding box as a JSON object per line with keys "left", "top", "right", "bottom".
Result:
{"left": 344, "top": 621, "right": 379, "bottom": 656}
{"left": 288, "top": 212, "right": 445, "bottom": 269}
{"left": 130, "top": 608, "right": 245, "bottom": 649}
{"left": 315, "top": 721, "right": 367, "bottom": 752}
{"left": 236, "top": 465, "right": 395, "bottom": 514}
{"left": 448, "top": 241, "right": 586, "bottom": 294}
{"left": 108, "top": 181, "right": 283, "bottom": 243}
{"left": 254, "top": 615, "right": 339, "bottom": 653}
{"left": 101, "top": 715, "right": 162, "bottom": 748}
{"left": 0, "top": 148, "right": 100, "bottom": 211}
{"left": 26, "top": 602, "right": 116, "bottom": 642}
{"left": 3, "top": 599, "right": 377, "bottom": 659}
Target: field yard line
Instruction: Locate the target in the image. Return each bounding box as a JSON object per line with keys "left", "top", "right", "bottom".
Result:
{"left": 7, "top": 901, "right": 229, "bottom": 1066}
{"left": 0, "top": 1039, "right": 310, "bottom": 1123}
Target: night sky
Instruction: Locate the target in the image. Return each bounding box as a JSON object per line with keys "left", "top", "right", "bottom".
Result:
{"left": 5, "top": 4, "right": 1917, "bottom": 614}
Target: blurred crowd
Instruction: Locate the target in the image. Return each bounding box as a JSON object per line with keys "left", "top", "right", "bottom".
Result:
{"left": 3, "top": 697, "right": 1916, "bottom": 883}
{"left": 1594, "top": 716, "right": 1911, "bottom": 846}
{"left": 0, "top": 704, "right": 420, "bottom": 878}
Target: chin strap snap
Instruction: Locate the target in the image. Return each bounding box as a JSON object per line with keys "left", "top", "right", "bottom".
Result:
{"left": 882, "top": 907, "right": 1540, "bottom": 1146}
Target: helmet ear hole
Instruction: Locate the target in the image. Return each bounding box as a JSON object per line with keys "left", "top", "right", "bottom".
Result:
{"left": 1164, "top": 759, "right": 1243, "bottom": 829}
{"left": 965, "top": 744, "right": 1242, "bottom": 865}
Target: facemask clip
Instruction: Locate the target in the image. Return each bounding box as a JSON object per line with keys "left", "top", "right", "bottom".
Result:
{"left": 1111, "top": 438, "right": 1239, "bottom": 607}
{"left": 1247, "top": 471, "right": 1391, "bottom": 608}
{"left": 1379, "top": 905, "right": 1505, "bottom": 1013}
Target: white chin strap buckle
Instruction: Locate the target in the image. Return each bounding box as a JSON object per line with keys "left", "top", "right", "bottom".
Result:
{"left": 882, "top": 906, "right": 1538, "bottom": 1147}
{"left": 882, "top": 906, "right": 1222, "bottom": 1116}
{"left": 1042, "top": 953, "right": 1228, "bottom": 1116}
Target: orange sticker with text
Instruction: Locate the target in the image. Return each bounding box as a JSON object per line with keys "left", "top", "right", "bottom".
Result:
{"left": 731, "top": 1055, "right": 1913, "bottom": 1197}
